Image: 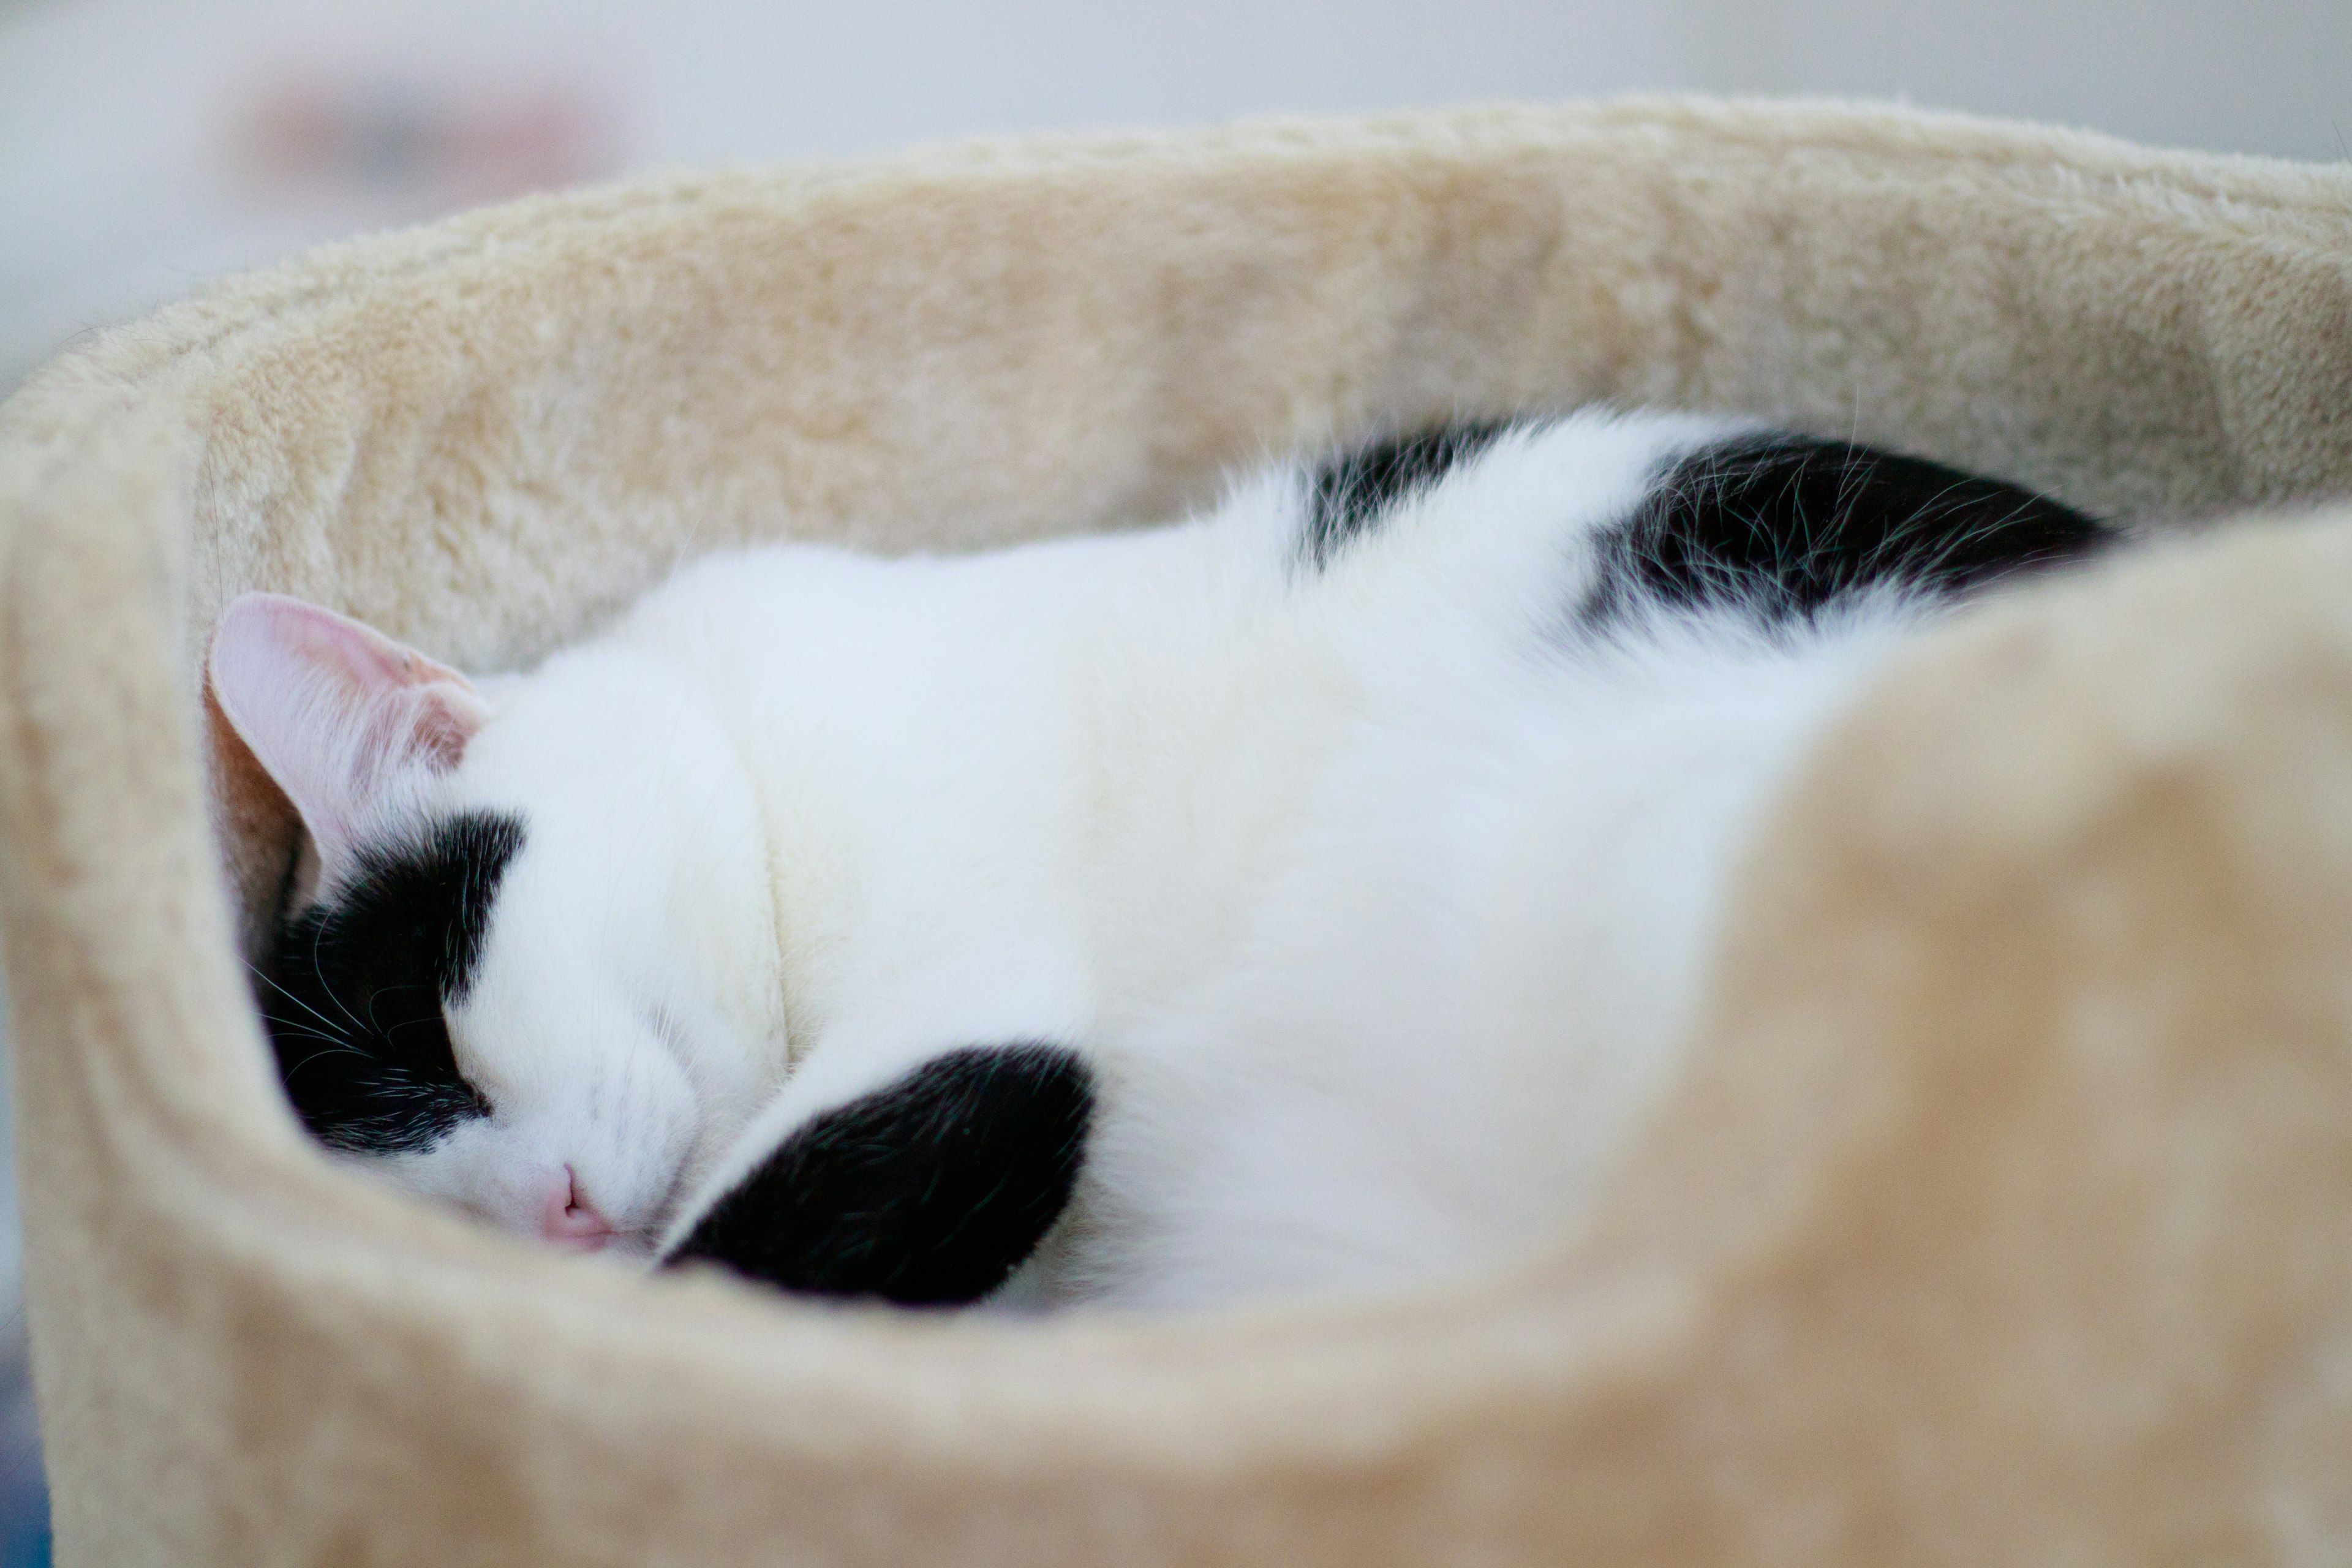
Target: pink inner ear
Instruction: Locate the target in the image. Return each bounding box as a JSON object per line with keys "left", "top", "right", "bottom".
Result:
{"left": 409, "top": 693, "right": 475, "bottom": 769}
{"left": 209, "top": 594, "right": 489, "bottom": 861}
{"left": 266, "top": 595, "right": 476, "bottom": 697}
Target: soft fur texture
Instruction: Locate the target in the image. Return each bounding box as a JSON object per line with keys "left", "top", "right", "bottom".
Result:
{"left": 3, "top": 100, "right": 2352, "bottom": 1564}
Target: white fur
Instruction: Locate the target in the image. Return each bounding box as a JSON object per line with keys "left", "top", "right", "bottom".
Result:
{"left": 223, "top": 410, "right": 1937, "bottom": 1308}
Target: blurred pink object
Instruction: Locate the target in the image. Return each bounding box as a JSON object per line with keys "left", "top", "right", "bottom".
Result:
{"left": 236, "top": 73, "right": 617, "bottom": 204}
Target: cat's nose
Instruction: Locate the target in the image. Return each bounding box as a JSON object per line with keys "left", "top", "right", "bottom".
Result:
{"left": 542, "top": 1167, "right": 614, "bottom": 1250}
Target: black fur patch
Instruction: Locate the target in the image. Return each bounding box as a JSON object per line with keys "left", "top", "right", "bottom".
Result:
{"left": 1585, "top": 435, "right": 2113, "bottom": 629}
{"left": 258, "top": 812, "right": 522, "bottom": 1153}
{"left": 1300, "top": 421, "right": 1510, "bottom": 570}
{"left": 665, "top": 1044, "right": 1093, "bottom": 1307}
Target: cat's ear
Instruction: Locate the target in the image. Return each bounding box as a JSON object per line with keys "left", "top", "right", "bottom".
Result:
{"left": 209, "top": 593, "right": 491, "bottom": 864}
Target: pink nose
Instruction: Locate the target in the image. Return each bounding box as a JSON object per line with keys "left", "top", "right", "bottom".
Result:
{"left": 542, "top": 1168, "right": 614, "bottom": 1250}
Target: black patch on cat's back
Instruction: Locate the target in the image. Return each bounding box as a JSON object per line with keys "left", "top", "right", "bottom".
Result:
{"left": 1584, "top": 435, "right": 2114, "bottom": 629}
{"left": 666, "top": 1044, "right": 1093, "bottom": 1307}
{"left": 1300, "top": 420, "right": 1510, "bottom": 570}
{"left": 260, "top": 812, "right": 522, "bottom": 1153}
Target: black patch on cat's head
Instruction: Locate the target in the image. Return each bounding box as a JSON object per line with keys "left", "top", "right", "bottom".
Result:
{"left": 258, "top": 811, "right": 523, "bottom": 1154}
{"left": 664, "top": 1044, "right": 1093, "bottom": 1307}
{"left": 1584, "top": 435, "right": 2115, "bottom": 630}
{"left": 1299, "top": 420, "right": 1512, "bottom": 571}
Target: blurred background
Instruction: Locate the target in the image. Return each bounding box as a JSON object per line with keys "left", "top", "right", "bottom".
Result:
{"left": 0, "top": 0, "right": 2345, "bottom": 1559}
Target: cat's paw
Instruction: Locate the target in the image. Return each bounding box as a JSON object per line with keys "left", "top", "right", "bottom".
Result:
{"left": 662, "top": 1044, "right": 1092, "bottom": 1306}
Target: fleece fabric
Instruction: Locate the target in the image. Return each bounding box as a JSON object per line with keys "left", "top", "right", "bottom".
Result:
{"left": 1, "top": 98, "right": 2350, "bottom": 1565}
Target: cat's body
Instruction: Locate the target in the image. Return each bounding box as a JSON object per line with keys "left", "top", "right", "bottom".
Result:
{"left": 216, "top": 410, "right": 2111, "bottom": 1312}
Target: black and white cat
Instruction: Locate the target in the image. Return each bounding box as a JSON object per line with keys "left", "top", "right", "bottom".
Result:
{"left": 213, "top": 409, "right": 2110, "bottom": 1312}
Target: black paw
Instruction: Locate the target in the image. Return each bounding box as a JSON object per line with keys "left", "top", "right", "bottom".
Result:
{"left": 663, "top": 1043, "right": 1092, "bottom": 1306}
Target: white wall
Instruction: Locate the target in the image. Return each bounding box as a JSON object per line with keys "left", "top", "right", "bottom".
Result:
{"left": 4, "top": 0, "right": 1676, "bottom": 384}
{"left": 1666, "top": 0, "right": 2352, "bottom": 163}
{"left": 4, "top": 0, "right": 2346, "bottom": 389}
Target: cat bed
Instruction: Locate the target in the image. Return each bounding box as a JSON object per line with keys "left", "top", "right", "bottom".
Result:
{"left": 3, "top": 97, "right": 2351, "bottom": 1564}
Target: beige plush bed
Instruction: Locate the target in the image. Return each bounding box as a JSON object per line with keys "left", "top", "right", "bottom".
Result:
{"left": 2, "top": 97, "right": 2350, "bottom": 1565}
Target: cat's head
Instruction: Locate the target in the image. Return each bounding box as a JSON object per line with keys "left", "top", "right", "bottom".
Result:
{"left": 210, "top": 593, "right": 776, "bottom": 1257}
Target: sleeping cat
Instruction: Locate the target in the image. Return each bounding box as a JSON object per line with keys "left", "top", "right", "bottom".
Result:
{"left": 213, "top": 409, "right": 2111, "bottom": 1312}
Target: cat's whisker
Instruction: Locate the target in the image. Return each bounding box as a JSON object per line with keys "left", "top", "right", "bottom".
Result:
{"left": 306, "top": 919, "right": 369, "bottom": 1035}
{"left": 243, "top": 958, "right": 353, "bottom": 1041}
